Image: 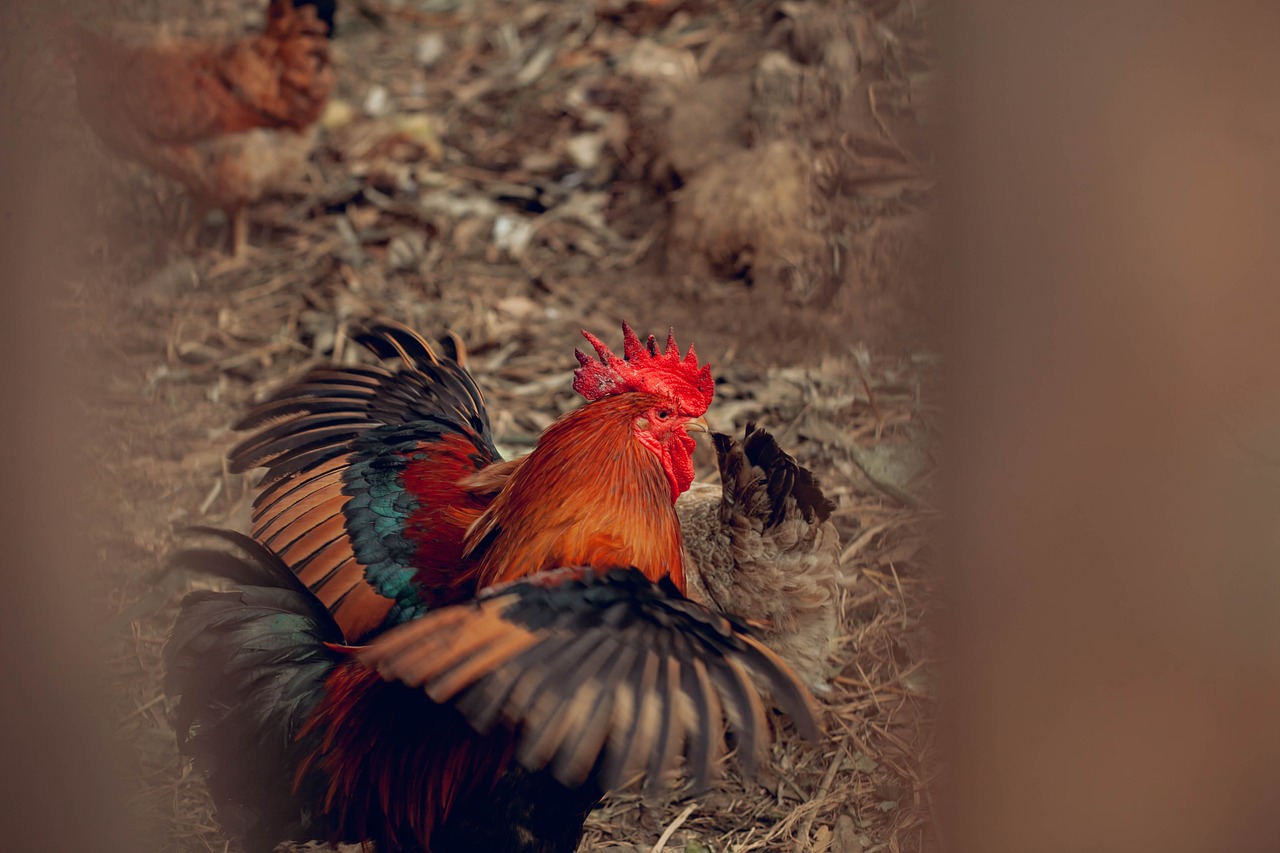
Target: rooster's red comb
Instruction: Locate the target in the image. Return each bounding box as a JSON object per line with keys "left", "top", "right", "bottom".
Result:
{"left": 572, "top": 322, "right": 714, "bottom": 415}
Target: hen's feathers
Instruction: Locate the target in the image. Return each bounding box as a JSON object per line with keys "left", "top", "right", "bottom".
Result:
{"left": 62, "top": 0, "right": 333, "bottom": 255}
{"left": 291, "top": 0, "right": 337, "bottom": 38}
{"left": 678, "top": 424, "right": 841, "bottom": 692}
{"left": 65, "top": 0, "right": 332, "bottom": 146}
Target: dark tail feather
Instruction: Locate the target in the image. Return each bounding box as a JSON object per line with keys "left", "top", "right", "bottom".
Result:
{"left": 287, "top": 0, "right": 337, "bottom": 37}
{"left": 164, "top": 528, "right": 341, "bottom": 849}
{"left": 429, "top": 328, "right": 470, "bottom": 368}
{"left": 354, "top": 319, "right": 444, "bottom": 368}
{"left": 174, "top": 527, "right": 336, "bottom": 614}
{"left": 715, "top": 423, "right": 836, "bottom": 529}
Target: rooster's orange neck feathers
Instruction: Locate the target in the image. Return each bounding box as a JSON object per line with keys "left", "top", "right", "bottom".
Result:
{"left": 466, "top": 394, "right": 687, "bottom": 593}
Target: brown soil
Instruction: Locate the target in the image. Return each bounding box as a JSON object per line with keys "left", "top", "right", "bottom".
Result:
{"left": 44, "top": 0, "right": 940, "bottom": 849}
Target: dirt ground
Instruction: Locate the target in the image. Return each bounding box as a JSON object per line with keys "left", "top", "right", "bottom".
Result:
{"left": 45, "top": 0, "right": 939, "bottom": 849}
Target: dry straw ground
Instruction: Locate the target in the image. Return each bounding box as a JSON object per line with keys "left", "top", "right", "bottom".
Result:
{"left": 44, "top": 0, "right": 940, "bottom": 849}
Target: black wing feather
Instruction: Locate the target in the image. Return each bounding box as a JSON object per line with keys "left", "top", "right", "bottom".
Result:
{"left": 230, "top": 319, "right": 498, "bottom": 480}
{"left": 355, "top": 566, "right": 822, "bottom": 795}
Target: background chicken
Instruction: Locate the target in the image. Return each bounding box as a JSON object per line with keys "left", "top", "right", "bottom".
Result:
{"left": 166, "top": 321, "right": 819, "bottom": 852}
{"left": 293, "top": 0, "right": 336, "bottom": 36}
{"left": 62, "top": 0, "right": 333, "bottom": 257}
{"left": 678, "top": 424, "right": 841, "bottom": 694}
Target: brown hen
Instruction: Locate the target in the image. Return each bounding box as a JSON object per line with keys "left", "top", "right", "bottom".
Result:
{"left": 63, "top": 0, "right": 333, "bottom": 257}
{"left": 678, "top": 424, "right": 841, "bottom": 693}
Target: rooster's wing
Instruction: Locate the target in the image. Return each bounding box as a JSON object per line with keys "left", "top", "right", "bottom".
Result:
{"left": 230, "top": 321, "right": 501, "bottom": 640}
{"left": 355, "top": 564, "right": 822, "bottom": 795}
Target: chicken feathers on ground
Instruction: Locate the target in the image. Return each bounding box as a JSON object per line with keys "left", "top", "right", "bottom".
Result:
{"left": 678, "top": 424, "right": 841, "bottom": 694}
{"left": 166, "top": 321, "right": 821, "bottom": 853}
{"left": 62, "top": 0, "right": 333, "bottom": 257}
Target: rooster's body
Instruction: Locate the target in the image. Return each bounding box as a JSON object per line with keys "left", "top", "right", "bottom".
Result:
{"left": 167, "top": 322, "right": 818, "bottom": 852}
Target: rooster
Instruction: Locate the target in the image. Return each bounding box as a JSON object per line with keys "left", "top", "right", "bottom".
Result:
{"left": 61, "top": 0, "right": 333, "bottom": 257}
{"left": 678, "top": 425, "right": 841, "bottom": 694}
{"left": 166, "top": 322, "right": 820, "bottom": 852}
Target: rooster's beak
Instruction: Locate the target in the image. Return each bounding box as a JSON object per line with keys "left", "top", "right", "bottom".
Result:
{"left": 686, "top": 416, "right": 711, "bottom": 434}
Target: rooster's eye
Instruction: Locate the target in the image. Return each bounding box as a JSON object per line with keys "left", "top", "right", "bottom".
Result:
{"left": 656, "top": 410, "right": 670, "bottom": 420}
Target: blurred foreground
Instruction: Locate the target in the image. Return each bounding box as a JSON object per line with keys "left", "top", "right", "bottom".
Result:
{"left": 941, "top": 3, "right": 1280, "bottom": 851}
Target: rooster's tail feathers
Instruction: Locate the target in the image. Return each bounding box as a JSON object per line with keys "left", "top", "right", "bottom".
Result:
{"left": 164, "top": 528, "right": 341, "bottom": 846}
